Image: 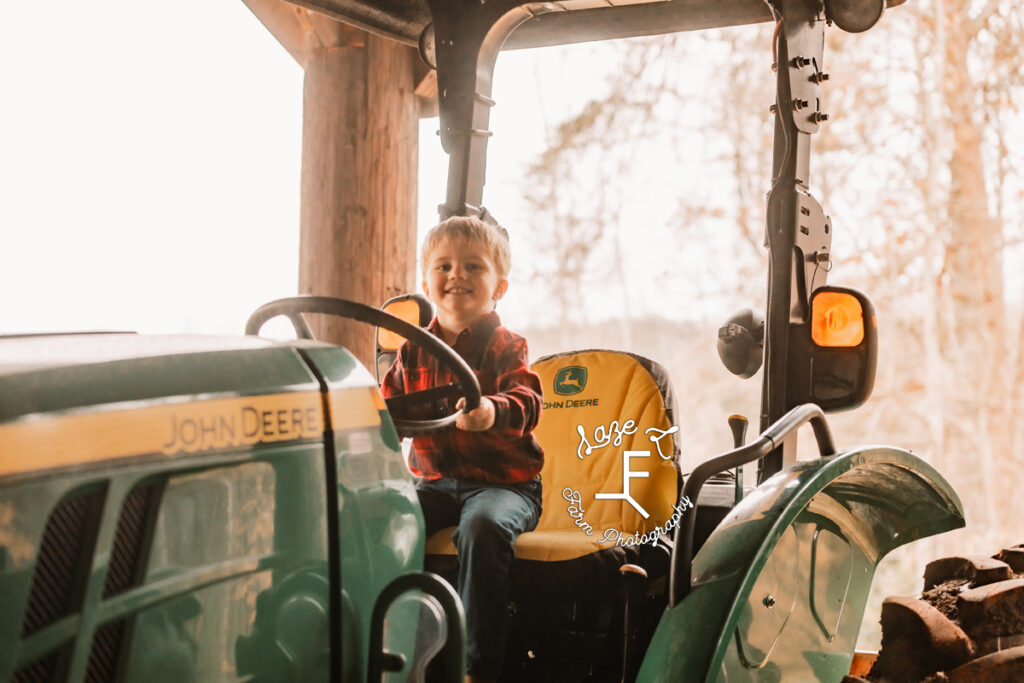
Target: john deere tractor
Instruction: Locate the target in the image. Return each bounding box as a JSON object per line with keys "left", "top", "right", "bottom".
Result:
{"left": 0, "top": 0, "right": 967, "bottom": 681}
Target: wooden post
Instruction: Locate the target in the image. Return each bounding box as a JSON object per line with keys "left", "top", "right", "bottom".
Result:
{"left": 243, "top": 1, "right": 421, "bottom": 368}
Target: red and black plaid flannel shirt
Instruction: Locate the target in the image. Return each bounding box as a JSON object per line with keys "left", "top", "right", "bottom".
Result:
{"left": 380, "top": 311, "right": 544, "bottom": 484}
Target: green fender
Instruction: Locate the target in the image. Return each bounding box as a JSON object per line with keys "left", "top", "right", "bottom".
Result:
{"left": 637, "top": 447, "right": 964, "bottom": 682}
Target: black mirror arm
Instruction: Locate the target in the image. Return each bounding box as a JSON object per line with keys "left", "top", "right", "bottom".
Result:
{"left": 668, "top": 403, "right": 835, "bottom": 607}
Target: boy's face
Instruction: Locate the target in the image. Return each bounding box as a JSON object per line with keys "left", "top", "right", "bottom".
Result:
{"left": 422, "top": 237, "right": 508, "bottom": 328}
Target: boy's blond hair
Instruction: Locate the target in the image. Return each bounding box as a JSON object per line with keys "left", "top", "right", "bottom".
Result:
{"left": 420, "top": 216, "right": 511, "bottom": 278}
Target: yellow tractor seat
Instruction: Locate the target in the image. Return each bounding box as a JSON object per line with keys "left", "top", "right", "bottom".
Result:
{"left": 424, "top": 348, "right": 680, "bottom": 579}
{"left": 422, "top": 349, "right": 681, "bottom": 679}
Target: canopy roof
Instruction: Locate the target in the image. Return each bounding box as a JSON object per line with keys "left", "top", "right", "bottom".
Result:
{"left": 290, "top": 0, "right": 777, "bottom": 49}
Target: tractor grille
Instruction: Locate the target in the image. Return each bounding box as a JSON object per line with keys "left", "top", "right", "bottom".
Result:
{"left": 11, "top": 650, "right": 61, "bottom": 683}
{"left": 15, "top": 482, "right": 162, "bottom": 681}
{"left": 21, "top": 488, "right": 105, "bottom": 636}
{"left": 86, "top": 481, "right": 163, "bottom": 681}
{"left": 103, "top": 481, "right": 161, "bottom": 597}
{"left": 84, "top": 620, "right": 126, "bottom": 683}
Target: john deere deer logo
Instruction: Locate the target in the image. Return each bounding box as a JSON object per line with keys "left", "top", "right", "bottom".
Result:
{"left": 554, "top": 366, "right": 587, "bottom": 396}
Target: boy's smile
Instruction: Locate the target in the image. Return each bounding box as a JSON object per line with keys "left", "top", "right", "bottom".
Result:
{"left": 423, "top": 237, "right": 508, "bottom": 340}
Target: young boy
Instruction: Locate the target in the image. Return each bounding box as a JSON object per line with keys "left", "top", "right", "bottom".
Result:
{"left": 380, "top": 215, "right": 544, "bottom": 682}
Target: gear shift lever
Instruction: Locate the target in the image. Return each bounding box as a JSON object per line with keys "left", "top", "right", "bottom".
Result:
{"left": 728, "top": 415, "right": 748, "bottom": 504}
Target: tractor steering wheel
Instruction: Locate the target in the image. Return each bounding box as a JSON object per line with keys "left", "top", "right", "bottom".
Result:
{"left": 245, "top": 296, "right": 481, "bottom": 436}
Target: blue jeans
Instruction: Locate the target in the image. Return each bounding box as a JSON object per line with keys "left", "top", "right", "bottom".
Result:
{"left": 417, "top": 477, "right": 542, "bottom": 679}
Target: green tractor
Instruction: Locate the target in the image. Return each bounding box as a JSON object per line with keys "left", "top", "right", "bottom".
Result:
{"left": 1, "top": 0, "right": 967, "bottom": 681}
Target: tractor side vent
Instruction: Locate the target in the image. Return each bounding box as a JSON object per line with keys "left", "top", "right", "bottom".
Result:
{"left": 84, "top": 620, "right": 126, "bottom": 683}
{"left": 21, "top": 487, "right": 106, "bottom": 637}
{"left": 11, "top": 649, "right": 62, "bottom": 683}
{"left": 103, "top": 481, "right": 162, "bottom": 597}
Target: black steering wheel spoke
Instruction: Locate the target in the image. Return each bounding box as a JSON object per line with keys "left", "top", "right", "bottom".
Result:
{"left": 385, "top": 384, "right": 462, "bottom": 413}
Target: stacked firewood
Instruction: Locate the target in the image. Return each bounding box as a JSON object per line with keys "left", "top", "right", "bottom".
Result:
{"left": 844, "top": 545, "right": 1024, "bottom": 682}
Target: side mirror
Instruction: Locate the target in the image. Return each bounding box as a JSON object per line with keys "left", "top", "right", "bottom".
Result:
{"left": 376, "top": 294, "right": 433, "bottom": 381}
{"left": 807, "top": 286, "right": 877, "bottom": 411}
{"left": 824, "top": 0, "right": 885, "bottom": 33}
{"left": 717, "top": 308, "right": 765, "bottom": 379}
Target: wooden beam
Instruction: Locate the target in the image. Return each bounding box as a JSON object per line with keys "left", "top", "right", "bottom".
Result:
{"left": 243, "top": 2, "right": 422, "bottom": 366}
{"left": 297, "top": 32, "right": 420, "bottom": 366}
{"left": 241, "top": 0, "right": 310, "bottom": 66}
{"left": 243, "top": 0, "right": 370, "bottom": 64}
{"left": 415, "top": 68, "right": 438, "bottom": 118}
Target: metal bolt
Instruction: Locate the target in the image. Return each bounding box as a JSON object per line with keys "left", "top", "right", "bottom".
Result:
{"left": 810, "top": 112, "right": 830, "bottom": 123}
{"left": 769, "top": 103, "right": 779, "bottom": 115}
{"left": 793, "top": 98, "right": 810, "bottom": 111}
{"left": 763, "top": 594, "right": 777, "bottom": 608}
{"left": 810, "top": 72, "right": 831, "bottom": 84}
{"left": 792, "top": 56, "right": 812, "bottom": 68}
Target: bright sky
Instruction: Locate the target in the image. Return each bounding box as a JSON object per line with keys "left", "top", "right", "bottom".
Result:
{"left": 0, "top": 2, "right": 610, "bottom": 338}
{"left": 1, "top": 2, "right": 301, "bottom": 335}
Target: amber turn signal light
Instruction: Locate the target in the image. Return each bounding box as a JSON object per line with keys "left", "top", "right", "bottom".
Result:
{"left": 811, "top": 291, "right": 865, "bottom": 347}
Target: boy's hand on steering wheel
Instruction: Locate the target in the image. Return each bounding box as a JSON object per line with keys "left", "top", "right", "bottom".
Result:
{"left": 455, "top": 396, "right": 495, "bottom": 431}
